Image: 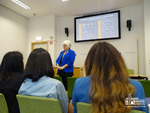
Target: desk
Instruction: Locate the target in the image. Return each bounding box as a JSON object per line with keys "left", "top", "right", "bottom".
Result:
{"left": 129, "top": 74, "right": 148, "bottom": 80}
{"left": 53, "top": 67, "right": 84, "bottom": 77}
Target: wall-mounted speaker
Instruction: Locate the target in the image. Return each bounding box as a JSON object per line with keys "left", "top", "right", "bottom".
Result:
{"left": 65, "top": 28, "right": 69, "bottom": 37}
{"left": 127, "top": 20, "right": 132, "bottom": 31}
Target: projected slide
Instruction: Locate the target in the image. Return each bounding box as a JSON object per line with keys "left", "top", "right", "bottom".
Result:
{"left": 75, "top": 11, "right": 120, "bottom": 42}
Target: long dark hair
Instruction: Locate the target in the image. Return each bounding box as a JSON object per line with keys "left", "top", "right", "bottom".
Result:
{"left": 85, "top": 42, "right": 135, "bottom": 113}
{"left": 0, "top": 51, "right": 24, "bottom": 82}
{"left": 24, "top": 48, "right": 54, "bottom": 82}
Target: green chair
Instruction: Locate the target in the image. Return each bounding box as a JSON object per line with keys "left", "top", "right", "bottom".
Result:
{"left": 77, "top": 102, "right": 145, "bottom": 113}
{"left": 67, "top": 77, "right": 79, "bottom": 99}
{"left": 0, "top": 93, "right": 9, "bottom": 113}
{"left": 77, "top": 102, "right": 91, "bottom": 113}
{"left": 128, "top": 69, "right": 135, "bottom": 74}
{"left": 54, "top": 76, "right": 62, "bottom": 83}
{"left": 17, "top": 95, "right": 63, "bottom": 113}
{"left": 139, "top": 80, "right": 150, "bottom": 97}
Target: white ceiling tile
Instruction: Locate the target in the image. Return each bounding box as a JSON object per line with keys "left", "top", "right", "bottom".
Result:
{"left": 0, "top": 0, "right": 142, "bottom": 18}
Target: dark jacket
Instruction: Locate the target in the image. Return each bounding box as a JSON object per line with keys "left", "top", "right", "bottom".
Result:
{"left": 0, "top": 73, "right": 24, "bottom": 113}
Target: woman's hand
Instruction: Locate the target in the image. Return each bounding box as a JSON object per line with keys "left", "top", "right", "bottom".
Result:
{"left": 57, "top": 63, "right": 64, "bottom": 70}
{"left": 57, "top": 64, "right": 68, "bottom": 70}
{"left": 57, "top": 63, "right": 60, "bottom": 69}
{"left": 68, "top": 100, "right": 74, "bottom": 113}
{"left": 59, "top": 64, "right": 69, "bottom": 70}
{"left": 59, "top": 66, "right": 65, "bottom": 70}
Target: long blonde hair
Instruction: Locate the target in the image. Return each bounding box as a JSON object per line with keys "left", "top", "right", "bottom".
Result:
{"left": 85, "top": 42, "right": 135, "bottom": 113}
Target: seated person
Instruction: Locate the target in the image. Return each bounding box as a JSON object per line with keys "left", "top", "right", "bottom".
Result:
{"left": 19, "top": 48, "right": 68, "bottom": 113}
{"left": 0, "top": 51, "right": 24, "bottom": 113}
{"left": 72, "top": 42, "right": 149, "bottom": 113}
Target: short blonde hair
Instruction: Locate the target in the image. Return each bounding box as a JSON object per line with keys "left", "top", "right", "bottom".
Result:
{"left": 63, "top": 40, "right": 71, "bottom": 48}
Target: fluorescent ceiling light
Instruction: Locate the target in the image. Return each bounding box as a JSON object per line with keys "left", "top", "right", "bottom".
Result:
{"left": 62, "top": 0, "right": 69, "bottom": 1}
{"left": 11, "top": 0, "right": 30, "bottom": 10}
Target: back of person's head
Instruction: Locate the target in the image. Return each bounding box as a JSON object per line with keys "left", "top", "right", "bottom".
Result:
{"left": 85, "top": 42, "right": 135, "bottom": 113}
{"left": 24, "top": 48, "right": 54, "bottom": 82}
{"left": 0, "top": 51, "right": 24, "bottom": 82}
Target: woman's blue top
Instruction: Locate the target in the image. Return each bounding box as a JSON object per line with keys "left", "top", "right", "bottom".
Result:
{"left": 56, "top": 49, "right": 76, "bottom": 73}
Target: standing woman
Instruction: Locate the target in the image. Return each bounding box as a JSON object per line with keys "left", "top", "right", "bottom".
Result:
{"left": 0, "top": 51, "right": 24, "bottom": 113}
{"left": 56, "top": 40, "right": 76, "bottom": 90}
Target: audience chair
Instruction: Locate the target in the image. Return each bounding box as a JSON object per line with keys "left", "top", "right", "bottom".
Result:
{"left": 139, "top": 80, "right": 150, "bottom": 97}
{"left": 128, "top": 69, "right": 135, "bottom": 74}
{"left": 77, "top": 102, "right": 145, "bottom": 113}
{"left": 0, "top": 93, "right": 9, "bottom": 113}
{"left": 17, "top": 95, "right": 63, "bottom": 113}
{"left": 67, "top": 77, "right": 79, "bottom": 99}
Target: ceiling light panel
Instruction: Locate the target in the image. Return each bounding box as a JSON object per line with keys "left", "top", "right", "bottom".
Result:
{"left": 62, "top": 0, "right": 69, "bottom": 2}
{"left": 11, "top": 0, "right": 30, "bottom": 10}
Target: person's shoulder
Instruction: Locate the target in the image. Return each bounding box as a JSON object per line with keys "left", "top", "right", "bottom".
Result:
{"left": 59, "top": 50, "right": 64, "bottom": 55}
{"left": 129, "top": 79, "right": 143, "bottom": 88}
{"left": 7, "top": 73, "right": 24, "bottom": 84}
{"left": 75, "top": 76, "right": 90, "bottom": 86}
{"left": 44, "top": 76, "right": 63, "bottom": 86}
{"left": 69, "top": 49, "right": 76, "bottom": 56}
{"left": 69, "top": 49, "right": 75, "bottom": 53}
{"left": 76, "top": 76, "right": 90, "bottom": 81}
{"left": 45, "top": 77, "right": 66, "bottom": 92}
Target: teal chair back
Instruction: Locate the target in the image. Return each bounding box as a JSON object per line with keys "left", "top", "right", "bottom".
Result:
{"left": 54, "top": 76, "right": 62, "bottom": 83}
{"left": 17, "top": 95, "right": 63, "bottom": 113}
{"left": 128, "top": 69, "right": 135, "bottom": 74}
{"left": 77, "top": 102, "right": 145, "bottom": 113}
{"left": 67, "top": 77, "right": 79, "bottom": 99}
{"left": 0, "top": 93, "right": 9, "bottom": 113}
{"left": 139, "top": 80, "right": 150, "bottom": 97}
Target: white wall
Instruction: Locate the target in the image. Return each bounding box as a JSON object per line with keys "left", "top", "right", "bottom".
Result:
{"left": 0, "top": 3, "right": 146, "bottom": 76}
{"left": 57, "top": 3, "right": 145, "bottom": 75}
{"left": 144, "top": 0, "right": 150, "bottom": 78}
{"left": 27, "top": 15, "right": 58, "bottom": 64}
{"left": 0, "top": 5, "right": 28, "bottom": 63}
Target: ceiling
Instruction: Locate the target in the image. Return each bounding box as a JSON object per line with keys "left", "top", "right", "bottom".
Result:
{"left": 0, "top": 0, "right": 142, "bottom": 18}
